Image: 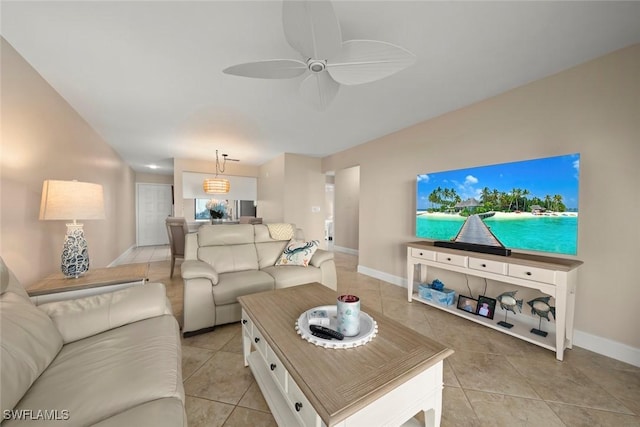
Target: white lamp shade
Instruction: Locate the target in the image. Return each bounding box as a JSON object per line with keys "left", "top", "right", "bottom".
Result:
{"left": 203, "top": 178, "right": 230, "bottom": 194}
{"left": 39, "top": 180, "right": 106, "bottom": 221}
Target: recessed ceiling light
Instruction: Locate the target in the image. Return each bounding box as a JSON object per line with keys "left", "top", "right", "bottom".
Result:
{"left": 147, "top": 164, "right": 159, "bottom": 169}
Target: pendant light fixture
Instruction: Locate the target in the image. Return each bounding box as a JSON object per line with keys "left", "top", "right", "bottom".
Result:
{"left": 203, "top": 150, "right": 231, "bottom": 194}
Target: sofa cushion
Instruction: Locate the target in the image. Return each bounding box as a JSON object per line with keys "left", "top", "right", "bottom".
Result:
{"left": 198, "top": 224, "right": 255, "bottom": 246}
{"left": 255, "top": 240, "right": 288, "bottom": 269}
{"left": 0, "top": 257, "right": 30, "bottom": 300}
{"left": 0, "top": 292, "right": 64, "bottom": 414}
{"left": 198, "top": 244, "right": 259, "bottom": 274}
{"left": 262, "top": 265, "right": 322, "bottom": 289}
{"left": 213, "top": 270, "right": 274, "bottom": 305}
{"left": 275, "top": 240, "right": 320, "bottom": 267}
{"left": 6, "top": 315, "right": 184, "bottom": 427}
{"left": 38, "top": 282, "right": 173, "bottom": 344}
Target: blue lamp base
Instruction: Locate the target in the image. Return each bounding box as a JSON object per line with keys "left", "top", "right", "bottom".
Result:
{"left": 61, "top": 223, "right": 90, "bottom": 278}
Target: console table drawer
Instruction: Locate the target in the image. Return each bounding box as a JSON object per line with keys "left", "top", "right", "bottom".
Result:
{"left": 468, "top": 257, "right": 508, "bottom": 275}
{"left": 436, "top": 252, "right": 467, "bottom": 267}
{"left": 411, "top": 248, "right": 436, "bottom": 261}
{"left": 508, "top": 264, "right": 555, "bottom": 284}
{"left": 287, "top": 377, "right": 318, "bottom": 427}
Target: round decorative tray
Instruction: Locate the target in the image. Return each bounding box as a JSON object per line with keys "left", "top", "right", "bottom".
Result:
{"left": 295, "top": 305, "right": 378, "bottom": 349}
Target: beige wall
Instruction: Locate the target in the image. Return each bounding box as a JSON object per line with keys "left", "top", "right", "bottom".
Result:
{"left": 257, "top": 154, "right": 286, "bottom": 223}
{"left": 334, "top": 166, "right": 360, "bottom": 251}
{"left": 136, "top": 172, "right": 174, "bottom": 185}
{"left": 0, "top": 38, "right": 136, "bottom": 287}
{"left": 323, "top": 44, "right": 640, "bottom": 352}
{"left": 258, "top": 154, "right": 326, "bottom": 243}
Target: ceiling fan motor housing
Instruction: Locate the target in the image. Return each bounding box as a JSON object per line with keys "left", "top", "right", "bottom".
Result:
{"left": 307, "top": 59, "right": 326, "bottom": 73}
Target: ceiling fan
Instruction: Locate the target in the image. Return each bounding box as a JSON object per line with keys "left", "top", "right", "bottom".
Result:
{"left": 223, "top": 0, "right": 416, "bottom": 110}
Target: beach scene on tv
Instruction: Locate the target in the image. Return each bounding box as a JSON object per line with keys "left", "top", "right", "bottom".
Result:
{"left": 416, "top": 153, "right": 580, "bottom": 256}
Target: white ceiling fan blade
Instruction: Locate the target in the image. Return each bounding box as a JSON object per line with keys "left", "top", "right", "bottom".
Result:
{"left": 283, "top": 0, "right": 342, "bottom": 60}
{"left": 326, "top": 40, "right": 416, "bottom": 85}
{"left": 223, "top": 59, "right": 307, "bottom": 79}
{"left": 299, "top": 72, "right": 340, "bottom": 111}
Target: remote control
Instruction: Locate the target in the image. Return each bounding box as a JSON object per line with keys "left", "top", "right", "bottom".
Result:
{"left": 311, "top": 331, "right": 335, "bottom": 340}
{"left": 310, "top": 325, "right": 344, "bottom": 340}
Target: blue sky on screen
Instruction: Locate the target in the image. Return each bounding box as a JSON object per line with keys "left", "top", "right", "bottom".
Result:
{"left": 417, "top": 153, "right": 580, "bottom": 210}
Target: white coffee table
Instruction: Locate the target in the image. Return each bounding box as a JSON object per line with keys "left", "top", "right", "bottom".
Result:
{"left": 238, "top": 283, "right": 454, "bottom": 427}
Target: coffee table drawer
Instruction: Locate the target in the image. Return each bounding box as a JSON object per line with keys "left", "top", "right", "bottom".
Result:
{"left": 287, "top": 377, "right": 319, "bottom": 427}
{"left": 251, "top": 324, "right": 267, "bottom": 358}
{"left": 266, "top": 346, "right": 287, "bottom": 392}
{"left": 241, "top": 310, "right": 253, "bottom": 335}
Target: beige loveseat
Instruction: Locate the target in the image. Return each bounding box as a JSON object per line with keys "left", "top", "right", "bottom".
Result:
{"left": 181, "top": 224, "right": 337, "bottom": 336}
{"left": 0, "top": 258, "right": 185, "bottom": 426}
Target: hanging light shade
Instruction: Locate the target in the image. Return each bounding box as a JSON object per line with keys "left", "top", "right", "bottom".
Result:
{"left": 203, "top": 149, "right": 234, "bottom": 194}
{"left": 203, "top": 177, "right": 230, "bottom": 194}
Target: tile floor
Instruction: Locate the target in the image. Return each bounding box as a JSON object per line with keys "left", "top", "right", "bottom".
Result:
{"left": 116, "top": 246, "right": 640, "bottom": 427}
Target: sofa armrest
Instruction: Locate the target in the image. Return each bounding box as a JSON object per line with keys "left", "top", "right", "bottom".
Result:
{"left": 37, "top": 282, "right": 172, "bottom": 344}
{"left": 310, "top": 249, "right": 334, "bottom": 268}
{"left": 181, "top": 260, "right": 219, "bottom": 285}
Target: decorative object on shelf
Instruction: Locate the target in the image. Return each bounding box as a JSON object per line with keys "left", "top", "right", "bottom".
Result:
{"left": 496, "top": 290, "right": 523, "bottom": 329}
{"left": 205, "top": 199, "right": 228, "bottom": 219}
{"left": 456, "top": 295, "right": 478, "bottom": 314}
{"left": 223, "top": 0, "right": 416, "bottom": 110}
{"left": 419, "top": 281, "right": 456, "bottom": 306}
{"left": 203, "top": 150, "right": 238, "bottom": 194}
{"left": 336, "top": 294, "right": 360, "bottom": 337}
{"left": 39, "top": 180, "right": 105, "bottom": 278}
{"left": 430, "top": 278, "right": 445, "bottom": 291}
{"left": 476, "top": 296, "right": 497, "bottom": 320}
{"left": 295, "top": 305, "right": 377, "bottom": 349}
{"left": 528, "top": 296, "right": 556, "bottom": 337}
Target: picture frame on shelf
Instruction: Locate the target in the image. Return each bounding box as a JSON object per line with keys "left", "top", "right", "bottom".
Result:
{"left": 456, "top": 295, "right": 478, "bottom": 314}
{"left": 476, "top": 296, "right": 497, "bottom": 320}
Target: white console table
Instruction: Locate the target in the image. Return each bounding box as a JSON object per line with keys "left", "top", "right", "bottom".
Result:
{"left": 406, "top": 242, "right": 582, "bottom": 361}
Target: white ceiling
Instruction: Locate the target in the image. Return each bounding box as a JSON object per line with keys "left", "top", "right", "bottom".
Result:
{"left": 2, "top": 1, "right": 640, "bottom": 174}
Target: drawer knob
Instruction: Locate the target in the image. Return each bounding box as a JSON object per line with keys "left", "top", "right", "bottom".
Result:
{"left": 447, "top": 257, "right": 452, "bottom": 261}
{"left": 295, "top": 402, "right": 303, "bottom": 412}
{"left": 270, "top": 363, "right": 276, "bottom": 371}
{"left": 481, "top": 263, "right": 487, "bottom": 267}
{"left": 254, "top": 337, "right": 260, "bottom": 343}
{"left": 242, "top": 319, "right": 247, "bottom": 325}
{"left": 419, "top": 252, "right": 423, "bottom": 256}
{"left": 525, "top": 271, "right": 532, "bottom": 276}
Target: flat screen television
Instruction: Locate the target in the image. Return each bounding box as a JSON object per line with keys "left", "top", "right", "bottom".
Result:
{"left": 416, "top": 153, "right": 580, "bottom": 256}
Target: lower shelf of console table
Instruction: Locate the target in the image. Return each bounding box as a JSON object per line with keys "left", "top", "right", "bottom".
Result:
{"left": 412, "top": 294, "right": 557, "bottom": 352}
{"left": 407, "top": 241, "right": 582, "bottom": 361}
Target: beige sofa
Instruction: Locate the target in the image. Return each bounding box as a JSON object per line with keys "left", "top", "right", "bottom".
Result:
{"left": 0, "top": 258, "right": 185, "bottom": 426}
{"left": 181, "top": 224, "right": 337, "bottom": 336}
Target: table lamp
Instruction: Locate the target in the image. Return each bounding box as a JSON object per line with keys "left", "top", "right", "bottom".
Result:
{"left": 39, "top": 180, "right": 105, "bottom": 278}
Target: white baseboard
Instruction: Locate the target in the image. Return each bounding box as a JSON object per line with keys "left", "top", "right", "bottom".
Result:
{"left": 108, "top": 245, "right": 136, "bottom": 267}
{"left": 357, "top": 265, "right": 640, "bottom": 368}
{"left": 572, "top": 330, "right": 640, "bottom": 368}
{"left": 333, "top": 245, "right": 359, "bottom": 256}
{"left": 357, "top": 265, "right": 405, "bottom": 287}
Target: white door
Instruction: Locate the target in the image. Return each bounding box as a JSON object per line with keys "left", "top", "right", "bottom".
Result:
{"left": 137, "top": 183, "right": 173, "bottom": 246}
